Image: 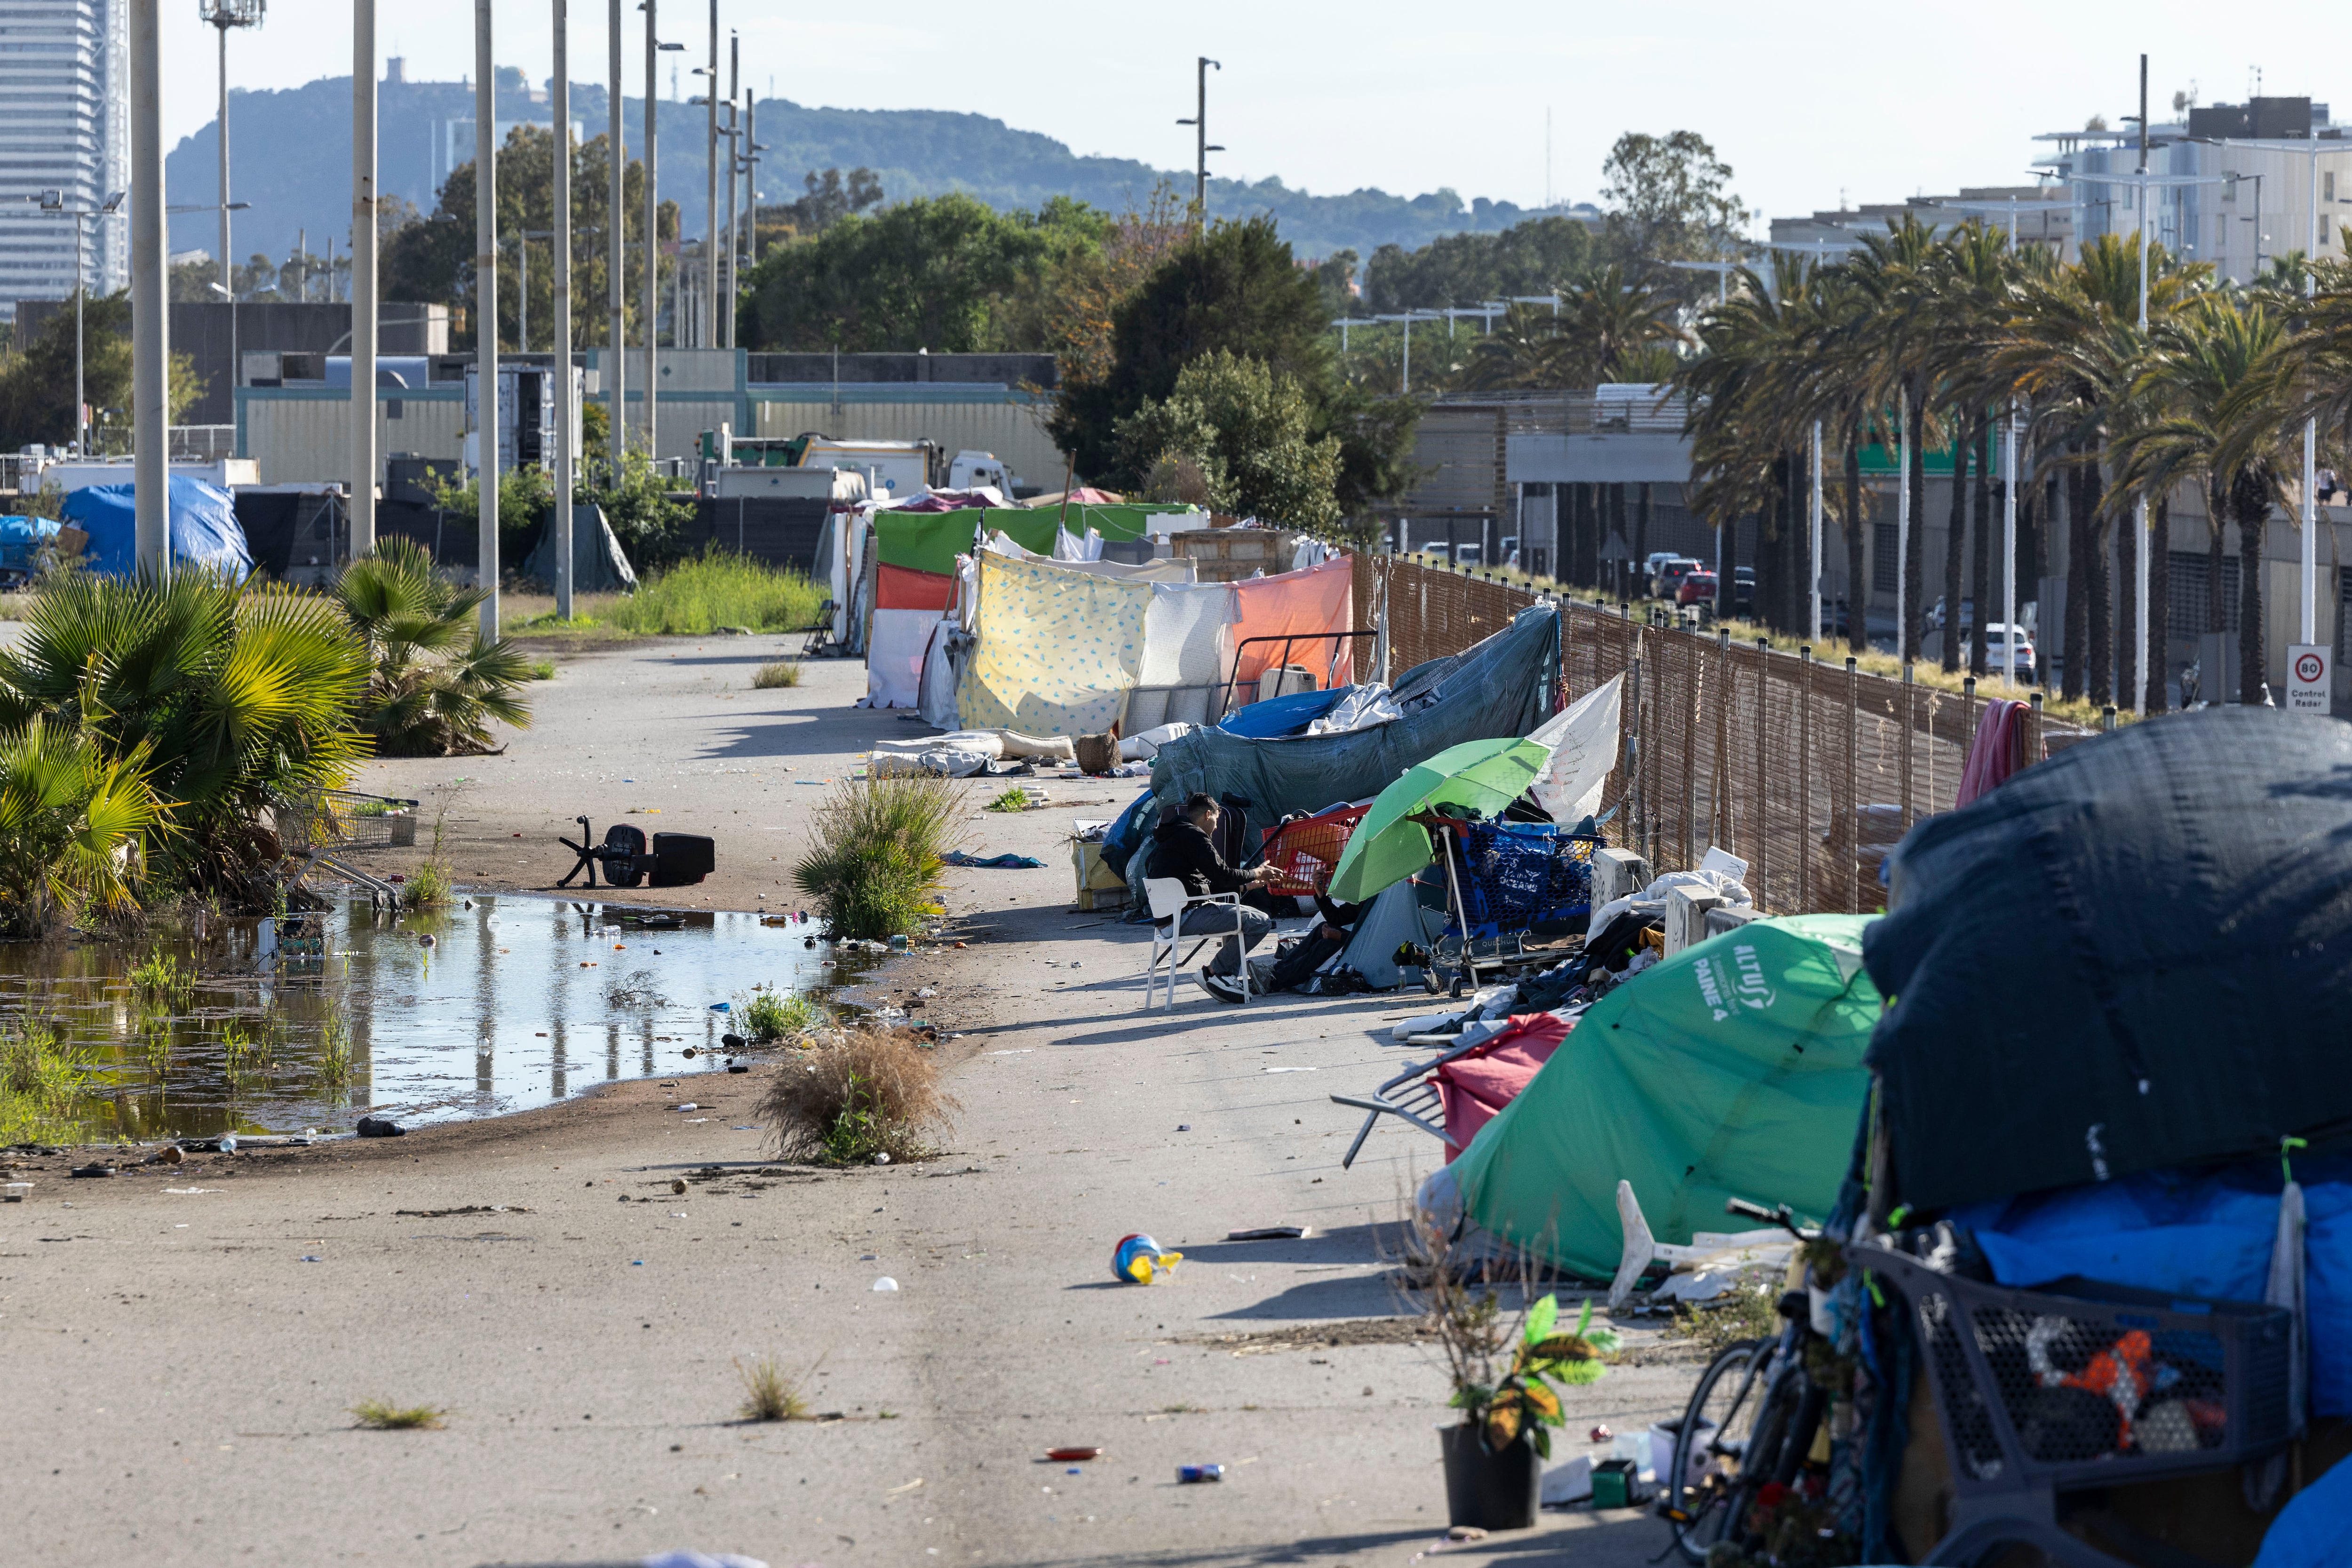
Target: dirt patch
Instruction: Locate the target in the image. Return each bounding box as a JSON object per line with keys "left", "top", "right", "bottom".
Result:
{"left": 1174, "top": 1317, "right": 1440, "bottom": 1355}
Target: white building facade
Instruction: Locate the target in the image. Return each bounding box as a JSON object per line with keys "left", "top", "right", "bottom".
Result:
{"left": 0, "top": 0, "right": 127, "bottom": 308}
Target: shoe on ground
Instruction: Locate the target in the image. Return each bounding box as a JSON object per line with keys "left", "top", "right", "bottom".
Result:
{"left": 1197, "top": 968, "right": 1247, "bottom": 1004}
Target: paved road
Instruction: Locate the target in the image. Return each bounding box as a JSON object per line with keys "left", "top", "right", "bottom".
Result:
{"left": 8, "top": 637, "right": 1701, "bottom": 1568}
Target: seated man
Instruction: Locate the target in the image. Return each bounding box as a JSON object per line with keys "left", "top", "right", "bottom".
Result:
{"left": 1254, "top": 893, "right": 1364, "bottom": 994}
{"left": 1147, "top": 791, "right": 1279, "bottom": 1003}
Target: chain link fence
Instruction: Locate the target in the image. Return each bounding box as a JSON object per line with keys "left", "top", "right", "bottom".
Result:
{"left": 1356, "top": 554, "right": 2088, "bottom": 915}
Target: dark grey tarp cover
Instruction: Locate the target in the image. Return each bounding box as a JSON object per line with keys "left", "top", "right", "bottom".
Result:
{"left": 1148, "top": 605, "right": 1561, "bottom": 826}
{"left": 522, "top": 505, "right": 638, "bottom": 593}
{"left": 1864, "top": 708, "right": 2352, "bottom": 1212}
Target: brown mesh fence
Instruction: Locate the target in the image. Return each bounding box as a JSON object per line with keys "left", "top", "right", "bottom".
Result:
{"left": 1355, "top": 555, "right": 2084, "bottom": 915}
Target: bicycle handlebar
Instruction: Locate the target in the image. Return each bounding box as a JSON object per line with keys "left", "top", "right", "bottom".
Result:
{"left": 1725, "top": 1196, "right": 1812, "bottom": 1242}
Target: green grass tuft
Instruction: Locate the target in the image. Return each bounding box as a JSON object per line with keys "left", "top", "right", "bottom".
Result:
{"left": 752, "top": 659, "right": 803, "bottom": 690}
{"left": 350, "top": 1399, "right": 448, "bottom": 1430}
{"left": 984, "top": 787, "right": 1032, "bottom": 813}
{"left": 603, "top": 553, "right": 826, "bottom": 637}
{"left": 0, "top": 1019, "right": 94, "bottom": 1144}
{"left": 740, "top": 988, "right": 821, "bottom": 1041}
{"left": 791, "top": 776, "right": 961, "bottom": 941}
{"left": 400, "top": 862, "right": 453, "bottom": 911}
{"left": 735, "top": 1354, "right": 815, "bottom": 1422}
{"left": 528, "top": 657, "right": 558, "bottom": 681}
{"left": 130, "top": 950, "right": 195, "bottom": 1007}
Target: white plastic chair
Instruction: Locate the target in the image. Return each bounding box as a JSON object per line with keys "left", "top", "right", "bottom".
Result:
{"left": 1142, "top": 876, "right": 1253, "bottom": 1010}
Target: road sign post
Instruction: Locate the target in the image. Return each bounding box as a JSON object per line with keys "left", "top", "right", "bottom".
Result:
{"left": 2287, "top": 644, "right": 2332, "bottom": 715}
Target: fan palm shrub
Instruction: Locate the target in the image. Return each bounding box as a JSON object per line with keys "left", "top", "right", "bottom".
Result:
{"left": 0, "top": 715, "right": 165, "bottom": 934}
{"left": 0, "top": 569, "right": 367, "bottom": 901}
{"left": 334, "top": 539, "right": 533, "bottom": 756}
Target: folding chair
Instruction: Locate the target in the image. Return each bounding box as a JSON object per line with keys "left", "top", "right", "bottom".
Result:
{"left": 1141, "top": 876, "right": 1254, "bottom": 1011}
{"left": 799, "top": 597, "right": 837, "bottom": 657}
{"left": 1329, "top": 1036, "right": 1489, "bottom": 1167}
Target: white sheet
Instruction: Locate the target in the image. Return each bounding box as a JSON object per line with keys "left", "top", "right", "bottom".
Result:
{"left": 859, "top": 609, "right": 940, "bottom": 709}
{"left": 1527, "top": 674, "right": 1624, "bottom": 824}
{"left": 1139, "top": 581, "right": 1238, "bottom": 689}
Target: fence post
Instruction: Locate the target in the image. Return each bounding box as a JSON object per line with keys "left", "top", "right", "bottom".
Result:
{"left": 1754, "top": 636, "right": 1769, "bottom": 909}
{"left": 1683, "top": 626, "right": 1701, "bottom": 870}
{"left": 1900, "top": 661, "right": 1916, "bottom": 832}
{"left": 1714, "top": 627, "right": 1732, "bottom": 852}
{"left": 1629, "top": 645, "right": 1646, "bottom": 865}
{"left": 1845, "top": 655, "right": 1860, "bottom": 913}
{"left": 2028, "top": 689, "right": 2044, "bottom": 767}
{"left": 1799, "top": 645, "right": 1812, "bottom": 913}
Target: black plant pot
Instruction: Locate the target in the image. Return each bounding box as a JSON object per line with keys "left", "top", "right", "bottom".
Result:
{"left": 1439, "top": 1421, "right": 1541, "bottom": 1530}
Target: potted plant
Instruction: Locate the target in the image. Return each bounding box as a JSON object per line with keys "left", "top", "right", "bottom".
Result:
{"left": 1428, "top": 1277, "right": 1619, "bottom": 1529}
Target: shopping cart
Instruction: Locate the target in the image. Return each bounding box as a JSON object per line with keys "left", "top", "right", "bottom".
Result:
{"left": 1418, "top": 817, "right": 1598, "bottom": 996}
{"left": 278, "top": 788, "right": 419, "bottom": 908}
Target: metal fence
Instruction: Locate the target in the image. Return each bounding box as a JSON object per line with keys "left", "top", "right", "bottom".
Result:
{"left": 1356, "top": 553, "right": 2087, "bottom": 915}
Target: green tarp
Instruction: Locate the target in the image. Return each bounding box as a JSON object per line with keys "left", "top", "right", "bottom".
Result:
{"left": 1450, "top": 914, "right": 1881, "bottom": 1279}
{"left": 874, "top": 511, "right": 990, "bottom": 577}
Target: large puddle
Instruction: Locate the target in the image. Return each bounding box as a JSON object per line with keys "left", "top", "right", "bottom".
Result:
{"left": 14, "top": 895, "right": 855, "bottom": 1142}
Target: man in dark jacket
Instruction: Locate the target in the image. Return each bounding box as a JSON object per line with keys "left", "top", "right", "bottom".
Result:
{"left": 1146, "top": 792, "right": 1278, "bottom": 1003}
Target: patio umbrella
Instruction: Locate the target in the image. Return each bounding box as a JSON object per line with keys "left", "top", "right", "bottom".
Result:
{"left": 1325, "top": 736, "right": 1551, "bottom": 904}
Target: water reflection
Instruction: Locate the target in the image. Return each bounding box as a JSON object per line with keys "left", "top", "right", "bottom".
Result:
{"left": 12, "top": 895, "right": 838, "bottom": 1141}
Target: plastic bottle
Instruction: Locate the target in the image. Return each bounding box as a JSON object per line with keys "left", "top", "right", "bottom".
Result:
{"left": 1177, "top": 1465, "right": 1224, "bottom": 1484}
{"left": 1112, "top": 1233, "right": 1182, "bottom": 1284}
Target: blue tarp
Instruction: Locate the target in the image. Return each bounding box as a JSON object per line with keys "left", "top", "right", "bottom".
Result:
{"left": 2253, "top": 1450, "right": 2352, "bottom": 1567}
{"left": 1956, "top": 1154, "right": 2352, "bottom": 1418}
{"left": 0, "top": 515, "right": 60, "bottom": 575}
{"left": 1218, "top": 686, "right": 1350, "bottom": 738}
{"left": 1099, "top": 787, "right": 1157, "bottom": 879}
{"left": 59, "top": 477, "right": 253, "bottom": 580}
{"left": 1150, "top": 606, "right": 1561, "bottom": 828}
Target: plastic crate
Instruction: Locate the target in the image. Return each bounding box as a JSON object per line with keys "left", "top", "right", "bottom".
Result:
{"left": 1855, "top": 1245, "right": 2293, "bottom": 1500}
{"left": 1454, "top": 824, "right": 1597, "bottom": 939}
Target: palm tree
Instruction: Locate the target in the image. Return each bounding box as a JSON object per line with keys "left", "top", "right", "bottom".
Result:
{"left": 0, "top": 715, "right": 165, "bottom": 935}
{"left": 2110, "top": 294, "right": 2290, "bottom": 706}
{"left": 1924, "top": 221, "right": 2020, "bottom": 674}
{"left": 336, "top": 538, "right": 535, "bottom": 757}
{"left": 1837, "top": 216, "right": 1951, "bottom": 663}
{"left": 1552, "top": 263, "right": 1685, "bottom": 385}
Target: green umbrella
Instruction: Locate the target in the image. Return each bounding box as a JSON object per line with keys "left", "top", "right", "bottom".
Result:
{"left": 1326, "top": 736, "right": 1552, "bottom": 904}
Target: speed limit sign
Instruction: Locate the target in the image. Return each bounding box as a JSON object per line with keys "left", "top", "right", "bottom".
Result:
{"left": 2288, "top": 644, "right": 2333, "bottom": 714}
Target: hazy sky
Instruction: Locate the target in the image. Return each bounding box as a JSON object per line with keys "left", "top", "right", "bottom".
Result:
{"left": 169, "top": 1, "right": 2324, "bottom": 227}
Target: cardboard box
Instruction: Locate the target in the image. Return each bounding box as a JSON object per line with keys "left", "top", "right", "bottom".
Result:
{"left": 1072, "top": 831, "right": 1128, "bottom": 911}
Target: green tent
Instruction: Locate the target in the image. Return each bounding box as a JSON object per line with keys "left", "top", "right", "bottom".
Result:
{"left": 1448, "top": 914, "right": 1881, "bottom": 1279}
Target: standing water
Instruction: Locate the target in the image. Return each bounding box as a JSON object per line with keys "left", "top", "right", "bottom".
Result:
{"left": 6, "top": 895, "right": 848, "bottom": 1142}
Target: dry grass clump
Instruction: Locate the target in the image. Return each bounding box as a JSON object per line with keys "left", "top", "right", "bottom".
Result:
{"left": 350, "top": 1398, "right": 448, "bottom": 1430}
{"left": 735, "top": 1353, "right": 818, "bottom": 1422}
{"left": 759, "top": 1027, "right": 958, "bottom": 1165}
{"left": 752, "top": 660, "right": 803, "bottom": 689}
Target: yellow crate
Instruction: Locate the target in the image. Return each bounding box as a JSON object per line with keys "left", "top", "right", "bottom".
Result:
{"left": 1072, "top": 838, "right": 1128, "bottom": 911}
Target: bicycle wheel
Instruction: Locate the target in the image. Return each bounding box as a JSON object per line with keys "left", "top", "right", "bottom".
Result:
{"left": 1664, "top": 1338, "right": 1769, "bottom": 1563}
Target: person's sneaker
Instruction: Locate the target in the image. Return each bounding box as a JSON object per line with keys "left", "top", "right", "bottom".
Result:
{"left": 1196, "top": 969, "right": 1247, "bottom": 1004}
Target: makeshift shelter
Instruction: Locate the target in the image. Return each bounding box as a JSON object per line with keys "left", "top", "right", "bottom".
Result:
{"left": 521, "top": 505, "right": 637, "bottom": 594}
{"left": 1864, "top": 708, "right": 2352, "bottom": 1213}
{"left": 1229, "top": 557, "right": 1355, "bottom": 690}
{"left": 1149, "top": 605, "right": 1561, "bottom": 829}
{"left": 1448, "top": 914, "right": 1880, "bottom": 1279}
{"left": 956, "top": 549, "right": 1154, "bottom": 736}
{"left": 61, "top": 476, "right": 253, "bottom": 580}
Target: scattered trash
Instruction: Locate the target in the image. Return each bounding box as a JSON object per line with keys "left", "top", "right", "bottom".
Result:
{"left": 727, "top": 1064, "right": 749, "bottom": 1074}
{"left": 872, "top": 1277, "right": 900, "bottom": 1292}
{"left": 683, "top": 1047, "right": 699, "bottom": 1058}
{"left": 953, "top": 940, "right": 968, "bottom": 949}
{"left": 890, "top": 934, "right": 909, "bottom": 951}
{"left": 710, "top": 1002, "right": 731, "bottom": 1013}
{"left": 1177, "top": 1465, "right": 1224, "bottom": 1484}
{"left": 217, "top": 1134, "right": 238, "bottom": 1154}
{"left": 1446, "top": 1525, "right": 1488, "bottom": 1542}
{"left": 914, "top": 987, "right": 938, "bottom": 1000}
{"left": 1046, "top": 1447, "right": 1102, "bottom": 1462}
{"left": 871, "top": 1151, "right": 891, "bottom": 1165}
{"left": 417, "top": 933, "right": 437, "bottom": 949}
{"left": 1588, "top": 1424, "right": 1613, "bottom": 1443}
{"left": 151, "top": 1144, "right": 184, "bottom": 1165}
{"left": 356, "top": 1116, "right": 406, "bottom": 1138}
{"left": 1113, "top": 1233, "right": 1182, "bottom": 1284}
{"left": 69, "top": 1162, "right": 116, "bottom": 1178}
{"left": 675, "top": 1103, "right": 699, "bottom": 1112}
{"left": 1225, "top": 1226, "right": 1311, "bottom": 1241}
{"left": 1261, "top": 1066, "right": 1315, "bottom": 1074}
{"left": 1176, "top": 1124, "right": 1191, "bottom": 1132}
{"left": 299, "top": 1255, "right": 322, "bottom": 1263}
{"left": 722, "top": 1033, "right": 747, "bottom": 1049}
{"left": 671, "top": 1179, "right": 688, "bottom": 1195}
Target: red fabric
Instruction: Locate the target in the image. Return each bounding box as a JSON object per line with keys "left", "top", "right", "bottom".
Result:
{"left": 876, "top": 562, "right": 955, "bottom": 612}
{"left": 1956, "top": 698, "right": 2027, "bottom": 808}
{"left": 1258, "top": 803, "right": 1371, "bottom": 895}
{"left": 1435, "top": 1013, "right": 1573, "bottom": 1162}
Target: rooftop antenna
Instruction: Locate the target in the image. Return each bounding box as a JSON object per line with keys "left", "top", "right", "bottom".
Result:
{"left": 1544, "top": 107, "right": 1552, "bottom": 209}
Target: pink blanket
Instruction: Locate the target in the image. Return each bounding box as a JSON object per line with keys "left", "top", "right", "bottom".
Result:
{"left": 1231, "top": 557, "right": 1354, "bottom": 689}
{"left": 1956, "top": 698, "right": 2029, "bottom": 809}
{"left": 1435, "top": 1013, "right": 1573, "bottom": 1162}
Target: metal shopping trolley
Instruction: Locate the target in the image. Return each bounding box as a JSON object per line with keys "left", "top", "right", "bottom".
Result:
{"left": 278, "top": 789, "right": 419, "bottom": 909}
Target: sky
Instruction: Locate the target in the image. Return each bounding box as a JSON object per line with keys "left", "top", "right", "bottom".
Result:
{"left": 166, "top": 0, "right": 2334, "bottom": 229}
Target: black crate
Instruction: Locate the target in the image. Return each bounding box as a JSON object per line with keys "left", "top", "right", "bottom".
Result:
{"left": 652, "top": 833, "right": 715, "bottom": 887}
{"left": 1855, "top": 1245, "right": 2293, "bottom": 1498}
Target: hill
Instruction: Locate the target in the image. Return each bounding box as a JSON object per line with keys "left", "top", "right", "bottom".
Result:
{"left": 165, "top": 72, "right": 1595, "bottom": 271}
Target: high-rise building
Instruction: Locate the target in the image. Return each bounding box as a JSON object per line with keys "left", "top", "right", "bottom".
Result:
{"left": 0, "top": 0, "right": 128, "bottom": 310}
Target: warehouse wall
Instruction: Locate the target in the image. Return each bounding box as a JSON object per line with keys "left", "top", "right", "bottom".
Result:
{"left": 755, "top": 394, "right": 1061, "bottom": 494}
{"left": 238, "top": 389, "right": 465, "bottom": 486}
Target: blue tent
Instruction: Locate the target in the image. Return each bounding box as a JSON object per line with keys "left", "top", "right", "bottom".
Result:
{"left": 60, "top": 477, "right": 253, "bottom": 580}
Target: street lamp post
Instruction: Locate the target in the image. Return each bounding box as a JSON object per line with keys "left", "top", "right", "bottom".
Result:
{"left": 353, "top": 0, "right": 376, "bottom": 556}
{"left": 720, "top": 31, "right": 737, "bottom": 349}
{"left": 552, "top": 0, "right": 573, "bottom": 619}
{"left": 644, "top": 7, "right": 683, "bottom": 453}
{"left": 702, "top": 0, "right": 717, "bottom": 351}
{"left": 475, "top": 0, "right": 499, "bottom": 637}
{"left": 608, "top": 0, "right": 624, "bottom": 468}
{"left": 40, "top": 190, "right": 128, "bottom": 459}
{"left": 200, "top": 0, "right": 263, "bottom": 428}
{"left": 1174, "top": 57, "right": 1222, "bottom": 219}
{"left": 130, "top": 0, "right": 165, "bottom": 572}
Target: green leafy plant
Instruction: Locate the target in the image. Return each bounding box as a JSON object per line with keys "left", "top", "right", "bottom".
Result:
{"left": 984, "top": 786, "right": 1032, "bottom": 813}
{"left": 1446, "top": 1295, "right": 1618, "bottom": 1457}
{"left": 791, "top": 776, "right": 960, "bottom": 941}
{"left": 400, "top": 860, "right": 452, "bottom": 911}
{"left": 527, "top": 657, "right": 557, "bottom": 681}
{"left": 130, "top": 950, "right": 196, "bottom": 1007}
{"left": 349, "top": 1399, "right": 447, "bottom": 1430}
{"left": 0, "top": 716, "right": 167, "bottom": 936}
{"left": 739, "top": 988, "right": 819, "bottom": 1041}
{"left": 603, "top": 551, "right": 826, "bottom": 636}
{"left": 0, "top": 1018, "right": 94, "bottom": 1144}
{"left": 751, "top": 659, "right": 802, "bottom": 689}
{"left": 316, "top": 1004, "right": 353, "bottom": 1092}
{"left": 335, "top": 539, "right": 533, "bottom": 756}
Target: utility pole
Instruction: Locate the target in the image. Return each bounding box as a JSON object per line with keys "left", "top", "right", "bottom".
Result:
{"left": 553, "top": 0, "right": 574, "bottom": 619}
{"left": 2135, "top": 51, "right": 2149, "bottom": 716}
{"left": 744, "top": 90, "right": 760, "bottom": 271}
{"left": 721, "top": 30, "right": 738, "bottom": 349}
{"left": 130, "top": 0, "right": 167, "bottom": 573}
{"left": 608, "top": 0, "right": 625, "bottom": 466}
{"left": 2304, "top": 133, "right": 2320, "bottom": 654}
{"left": 352, "top": 0, "right": 377, "bottom": 556}
{"left": 1174, "top": 57, "right": 1222, "bottom": 220}
{"left": 644, "top": 0, "right": 670, "bottom": 455}
{"left": 2004, "top": 403, "right": 2020, "bottom": 689}
{"left": 475, "top": 0, "right": 499, "bottom": 637}
{"left": 201, "top": 1, "right": 262, "bottom": 427}
{"left": 703, "top": 0, "right": 717, "bottom": 350}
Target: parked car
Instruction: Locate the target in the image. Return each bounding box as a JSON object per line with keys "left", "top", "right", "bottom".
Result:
{"left": 1653, "top": 557, "right": 1705, "bottom": 600}
{"left": 1969, "top": 621, "right": 2036, "bottom": 681}
{"left": 1677, "top": 570, "right": 1719, "bottom": 607}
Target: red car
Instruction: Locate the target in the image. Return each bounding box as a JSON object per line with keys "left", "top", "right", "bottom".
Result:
{"left": 1677, "top": 570, "right": 1719, "bottom": 607}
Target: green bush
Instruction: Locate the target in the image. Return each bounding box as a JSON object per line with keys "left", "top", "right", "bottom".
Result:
{"left": 0, "top": 1019, "right": 94, "bottom": 1144}
{"left": 751, "top": 659, "right": 802, "bottom": 689}
{"left": 336, "top": 539, "right": 533, "bottom": 757}
{"left": 740, "top": 988, "right": 820, "bottom": 1040}
{"left": 791, "top": 776, "right": 959, "bottom": 940}
{"left": 604, "top": 552, "right": 827, "bottom": 637}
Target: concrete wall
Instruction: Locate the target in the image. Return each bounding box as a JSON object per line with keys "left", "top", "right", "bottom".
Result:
{"left": 755, "top": 393, "right": 1062, "bottom": 494}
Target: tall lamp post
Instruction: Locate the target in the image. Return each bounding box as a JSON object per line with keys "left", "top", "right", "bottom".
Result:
{"left": 1175, "top": 57, "right": 1222, "bottom": 219}
{"left": 642, "top": 6, "right": 683, "bottom": 453}
{"left": 199, "top": 0, "right": 262, "bottom": 423}
{"left": 352, "top": 0, "right": 376, "bottom": 556}
{"left": 552, "top": 0, "right": 573, "bottom": 619}
{"left": 607, "top": 0, "right": 624, "bottom": 467}
{"left": 475, "top": 0, "right": 499, "bottom": 637}
{"left": 32, "top": 190, "right": 127, "bottom": 458}
{"left": 702, "top": 0, "right": 717, "bottom": 350}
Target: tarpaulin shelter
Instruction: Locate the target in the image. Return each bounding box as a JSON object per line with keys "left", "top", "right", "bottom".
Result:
{"left": 956, "top": 549, "right": 1154, "bottom": 736}
{"left": 1333, "top": 876, "right": 1451, "bottom": 988}
{"left": 1450, "top": 914, "right": 1880, "bottom": 1279}
{"left": 1230, "top": 557, "right": 1355, "bottom": 689}
{"left": 1149, "top": 605, "right": 1560, "bottom": 830}
{"left": 864, "top": 509, "right": 985, "bottom": 708}
{"left": 521, "top": 504, "right": 637, "bottom": 594}
{"left": 61, "top": 476, "right": 253, "bottom": 580}
{"left": 1864, "top": 708, "right": 2352, "bottom": 1214}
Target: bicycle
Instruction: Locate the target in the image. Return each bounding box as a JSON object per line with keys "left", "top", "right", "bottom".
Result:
{"left": 1659, "top": 1198, "right": 1832, "bottom": 1563}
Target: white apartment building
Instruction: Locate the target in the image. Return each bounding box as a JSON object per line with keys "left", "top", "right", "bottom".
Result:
{"left": 0, "top": 0, "right": 127, "bottom": 309}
